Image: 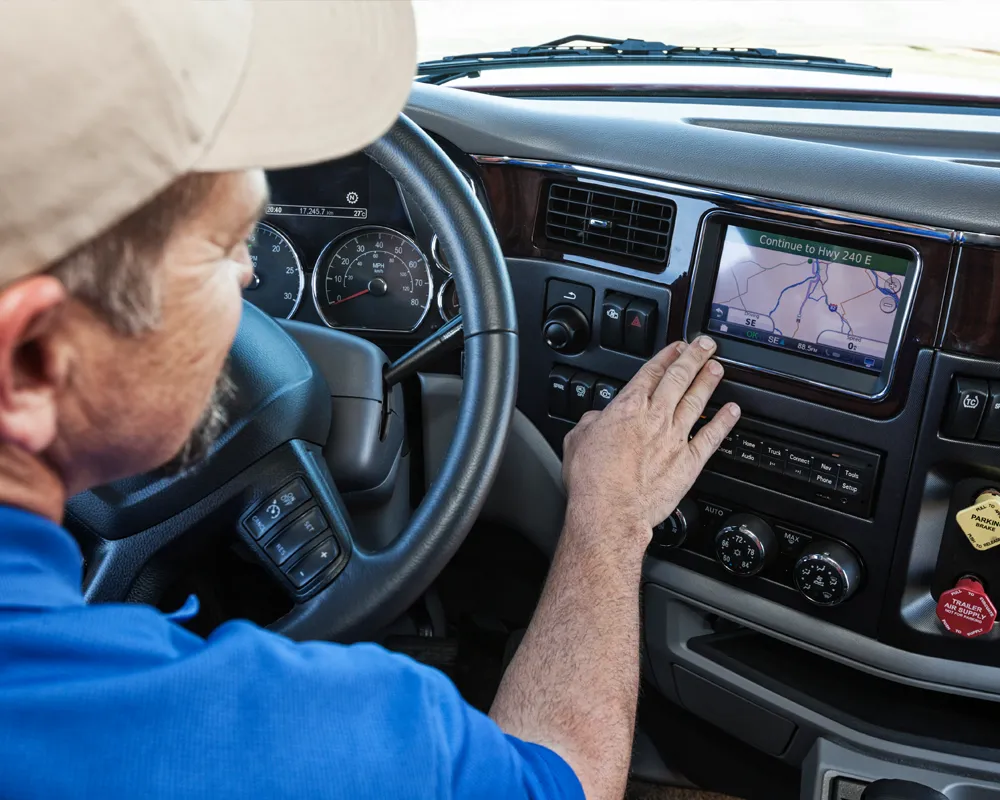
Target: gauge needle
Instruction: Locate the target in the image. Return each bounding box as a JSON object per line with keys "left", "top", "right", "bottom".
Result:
{"left": 331, "top": 288, "right": 370, "bottom": 306}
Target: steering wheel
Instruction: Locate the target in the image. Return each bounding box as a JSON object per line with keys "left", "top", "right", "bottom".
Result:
{"left": 66, "top": 116, "right": 519, "bottom": 642}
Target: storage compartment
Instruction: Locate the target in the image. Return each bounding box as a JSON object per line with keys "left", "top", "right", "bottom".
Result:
{"left": 672, "top": 665, "right": 797, "bottom": 756}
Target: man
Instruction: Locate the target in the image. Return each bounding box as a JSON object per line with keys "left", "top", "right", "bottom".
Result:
{"left": 0, "top": 2, "right": 739, "bottom": 799}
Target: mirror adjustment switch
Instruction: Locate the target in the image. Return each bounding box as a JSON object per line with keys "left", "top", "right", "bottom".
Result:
{"left": 600, "top": 292, "right": 631, "bottom": 351}
{"left": 623, "top": 298, "right": 658, "bottom": 357}
{"left": 545, "top": 279, "right": 594, "bottom": 317}
{"left": 568, "top": 371, "right": 598, "bottom": 421}
{"left": 977, "top": 381, "right": 1000, "bottom": 443}
{"left": 547, "top": 365, "right": 575, "bottom": 419}
{"left": 943, "top": 376, "right": 989, "bottom": 439}
{"left": 244, "top": 478, "right": 311, "bottom": 540}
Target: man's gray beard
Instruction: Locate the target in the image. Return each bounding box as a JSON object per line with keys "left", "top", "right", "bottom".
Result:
{"left": 160, "top": 365, "right": 236, "bottom": 477}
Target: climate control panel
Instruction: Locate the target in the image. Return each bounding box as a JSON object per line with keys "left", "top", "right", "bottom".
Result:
{"left": 648, "top": 498, "right": 865, "bottom": 608}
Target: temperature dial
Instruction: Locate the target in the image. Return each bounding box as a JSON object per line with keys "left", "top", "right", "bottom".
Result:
{"left": 714, "top": 514, "right": 777, "bottom": 577}
{"left": 793, "top": 541, "right": 862, "bottom": 606}
{"left": 649, "top": 498, "right": 699, "bottom": 556}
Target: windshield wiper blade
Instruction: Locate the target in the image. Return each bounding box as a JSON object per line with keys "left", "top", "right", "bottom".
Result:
{"left": 416, "top": 35, "right": 891, "bottom": 85}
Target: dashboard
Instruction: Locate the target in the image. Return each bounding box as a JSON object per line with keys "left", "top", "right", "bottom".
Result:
{"left": 247, "top": 83, "right": 1000, "bottom": 796}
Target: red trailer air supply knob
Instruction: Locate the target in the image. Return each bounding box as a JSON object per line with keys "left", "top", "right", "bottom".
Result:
{"left": 935, "top": 576, "right": 997, "bottom": 638}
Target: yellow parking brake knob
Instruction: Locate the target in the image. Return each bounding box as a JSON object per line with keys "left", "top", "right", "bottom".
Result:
{"left": 956, "top": 490, "right": 1000, "bottom": 551}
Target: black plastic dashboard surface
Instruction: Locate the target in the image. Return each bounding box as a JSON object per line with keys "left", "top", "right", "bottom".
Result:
{"left": 405, "top": 82, "right": 1000, "bottom": 236}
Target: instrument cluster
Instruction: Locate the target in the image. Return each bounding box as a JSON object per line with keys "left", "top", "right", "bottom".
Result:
{"left": 244, "top": 153, "right": 458, "bottom": 334}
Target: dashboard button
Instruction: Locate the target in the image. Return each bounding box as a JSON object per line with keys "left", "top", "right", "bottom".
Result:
{"left": 568, "top": 372, "right": 598, "bottom": 421}
{"left": 784, "top": 463, "right": 809, "bottom": 481}
{"left": 623, "top": 298, "right": 657, "bottom": 357}
{"left": 715, "top": 440, "right": 737, "bottom": 459}
{"left": 600, "top": 292, "right": 631, "bottom": 351}
{"left": 811, "top": 471, "right": 837, "bottom": 489}
{"left": 835, "top": 478, "right": 862, "bottom": 497}
{"left": 735, "top": 449, "right": 759, "bottom": 467}
{"left": 547, "top": 365, "right": 575, "bottom": 419}
{"left": 545, "top": 279, "right": 594, "bottom": 317}
{"left": 244, "top": 479, "right": 311, "bottom": 540}
{"left": 762, "top": 441, "right": 786, "bottom": 460}
{"left": 977, "top": 381, "right": 1000, "bottom": 443}
{"left": 265, "top": 507, "right": 328, "bottom": 565}
{"left": 840, "top": 464, "right": 868, "bottom": 484}
{"left": 942, "top": 376, "right": 989, "bottom": 439}
{"left": 735, "top": 435, "right": 761, "bottom": 453}
{"left": 786, "top": 449, "right": 814, "bottom": 469}
{"left": 776, "top": 526, "right": 813, "bottom": 555}
{"left": 697, "top": 499, "right": 732, "bottom": 525}
{"left": 814, "top": 457, "right": 839, "bottom": 476}
{"left": 592, "top": 378, "right": 623, "bottom": 411}
{"left": 285, "top": 538, "right": 340, "bottom": 589}
{"left": 761, "top": 456, "right": 784, "bottom": 473}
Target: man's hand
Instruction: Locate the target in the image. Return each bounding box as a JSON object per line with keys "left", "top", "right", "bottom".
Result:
{"left": 563, "top": 336, "right": 741, "bottom": 541}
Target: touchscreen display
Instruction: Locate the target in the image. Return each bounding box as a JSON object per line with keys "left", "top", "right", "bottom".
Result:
{"left": 706, "top": 225, "right": 912, "bottom": 373}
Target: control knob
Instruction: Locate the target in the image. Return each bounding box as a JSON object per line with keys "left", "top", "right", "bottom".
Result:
{"left": 793, "top": 540, "right": 862, "bottom": 606}
{"left": 649, "top": 498, "right": 699, "bottom": 555}
{"left": 542, "top": 304, "right": 590, "bottom": 355}
{"left": 936, "top": 575, "right": 997, "bottom": 638}
{"left": 713, "top": 513, "right": 777, "bottom": 576}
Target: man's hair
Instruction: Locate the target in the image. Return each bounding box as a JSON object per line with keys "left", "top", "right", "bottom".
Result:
{"left": 47, "top": 173, "right": 220, "bottom": 334}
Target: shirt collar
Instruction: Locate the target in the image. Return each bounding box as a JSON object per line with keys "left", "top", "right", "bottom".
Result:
{"left": 0, "top": 505, "right": 85, "bottom": 611}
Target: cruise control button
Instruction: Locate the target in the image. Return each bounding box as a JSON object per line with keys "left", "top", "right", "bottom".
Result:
{"left": 244, "top": 479, "right": 311, "bottom": 540}
{"left": 547, "top": 365, "right": 575, "bottom": 419}
{"left": 265, "top": 507, "right": 328, "bottom": 565}
{"left": 735, "top": 449, "right": 759, "bottom": 467}
{"left": 568, "top": 372, "right": 598, "bottom": 421}
{"left": 784, "top": 463, "right": 809, "bottom": 481}
{"left": 786, "top": 450, "right": 814, "bottom": 469}
{"left": 811, "top": 471, "right": 837, "bottom": 489}
{"left": 286, "top": 538, "right": 340, "bottom": 588}
{"left": 592, "top": 378, "right": 623, "bottom": 411}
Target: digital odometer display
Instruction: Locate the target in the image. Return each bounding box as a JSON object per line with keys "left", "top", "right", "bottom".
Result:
{"left": 311, "top": 226, "right": 432, "bottom": 332}
{"left": 707, "top": 225, "right": 912, "bottom": 373}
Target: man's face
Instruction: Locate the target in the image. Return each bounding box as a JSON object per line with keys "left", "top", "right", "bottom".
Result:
{"left": 49, "top": 170, "right": 266, "bottom": 492}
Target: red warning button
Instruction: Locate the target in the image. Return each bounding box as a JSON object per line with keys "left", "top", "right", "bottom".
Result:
{"left": 936, "top": 576, "right": 997, "bottom": 638}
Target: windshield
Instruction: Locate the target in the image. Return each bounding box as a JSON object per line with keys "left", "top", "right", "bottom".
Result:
{"left": 413, "top": 0, "right": 1000, "bottom": 92}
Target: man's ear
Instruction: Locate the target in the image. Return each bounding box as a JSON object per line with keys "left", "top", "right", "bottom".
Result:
{"left": 0, "top": 276, "right": 70, "bottom": 453}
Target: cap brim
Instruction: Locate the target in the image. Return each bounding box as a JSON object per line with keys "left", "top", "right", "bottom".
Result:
{"left": 195, "top": 0, "right": 416, "bottom": 172}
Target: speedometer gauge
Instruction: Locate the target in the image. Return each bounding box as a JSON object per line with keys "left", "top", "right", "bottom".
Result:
{"left": 312, "top": 226, "right": 433, "bottom": 332}
{"left": 244, "top": 222, "right": 304, "bottom": 319}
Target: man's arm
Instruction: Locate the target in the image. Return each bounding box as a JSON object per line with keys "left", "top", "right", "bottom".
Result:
{"left": 489, "top": 336, "right": 740, "bottom": 800}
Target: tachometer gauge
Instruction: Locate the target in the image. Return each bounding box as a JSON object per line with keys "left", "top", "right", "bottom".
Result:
{"left": 312, "top": 226, "right": 433, "bottom": 332}
{"left": 244, "top": 222, "right": 304, "bottom": 319}
{"left": 437, "top": 277, "right": 460, "bottom": 321}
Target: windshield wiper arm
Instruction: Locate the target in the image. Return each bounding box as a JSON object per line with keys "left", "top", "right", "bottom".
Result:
{"left": 417, "top": 35, "right": 891, "bottom": 85}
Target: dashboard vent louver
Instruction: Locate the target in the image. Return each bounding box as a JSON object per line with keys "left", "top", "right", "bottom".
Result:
{"left": 545, "top": 183, "right": 674, "bottom": 265}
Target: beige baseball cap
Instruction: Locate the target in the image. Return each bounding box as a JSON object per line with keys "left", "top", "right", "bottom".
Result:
{"left": 0, "top": 0, "right": 417, "bottom": 284}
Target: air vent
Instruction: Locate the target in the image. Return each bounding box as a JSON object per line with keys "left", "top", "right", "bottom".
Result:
{"left": 545, "top": 183, "right": 674, "bottom": 265}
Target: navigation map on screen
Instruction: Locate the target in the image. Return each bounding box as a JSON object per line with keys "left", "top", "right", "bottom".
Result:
{"left": 706, "top": 225, "right": 911, "bottom": 373}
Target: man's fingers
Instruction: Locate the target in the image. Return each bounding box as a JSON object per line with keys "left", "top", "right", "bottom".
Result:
{"left": 619, "top": 340, "right": 687, "bottom": 399}
{"left": 673, "top": 358, "right": 725, "bottom": 431}
{"left": 688, "top": 403, "right": 741, "bottom": 466}
{"left": 651, "top": 335, "right": 718, "bottom": 410}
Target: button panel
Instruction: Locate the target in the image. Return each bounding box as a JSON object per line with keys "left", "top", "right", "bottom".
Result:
{"left": 548, "top": 366, "right": 627, "bottom": 420}
{"left": 700, "top": 409, "right": 880, "bottom": 517}
{"left": 598, "top": 290, "right": 662, "bottom": 357}
{"left": 243, "top": 479, "right": 312, "bottom": 539}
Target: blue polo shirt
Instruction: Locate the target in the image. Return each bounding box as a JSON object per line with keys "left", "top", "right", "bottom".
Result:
{"left": 0, "top": 506, "right": 584, "bottom": 800}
